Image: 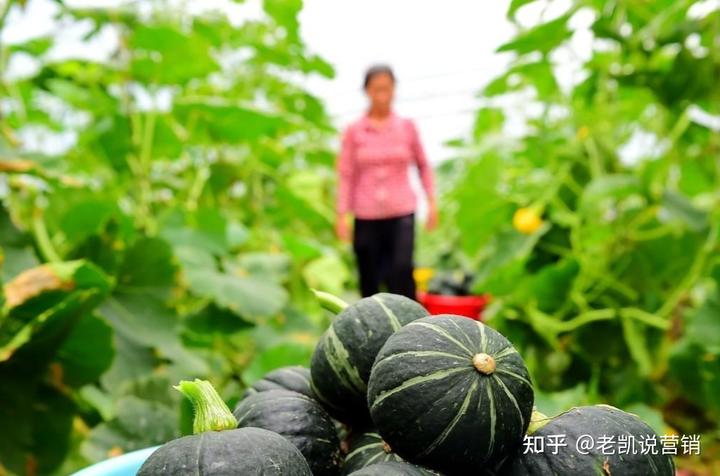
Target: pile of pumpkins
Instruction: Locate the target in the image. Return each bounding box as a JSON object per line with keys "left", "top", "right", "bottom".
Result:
{"left": 139, "top": 293, "right": 676, "bottom": 475}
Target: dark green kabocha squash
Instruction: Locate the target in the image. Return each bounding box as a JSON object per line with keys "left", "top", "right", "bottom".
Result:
{"left": 234, "top": 389, "right": 342, "bottom": 476}
{"left": 342, "top": 429, "right": 404, "bottom": 475}
{"left": 311, "top": 292, "right": 429, "bottom": 423}
{"left": 502, "top": 405, "right": 675, "bottom": 475}
{"left": 242, "top": 366, "right": 314, "bottom": 399}
{"left": 367, "top": 314, "right": 533, "bottom": 474}
{"left": 138, "top": 380, "right": 311, "bottom": 476}
{"left": 346, "top": 461, "right": 438, "bottom": 476}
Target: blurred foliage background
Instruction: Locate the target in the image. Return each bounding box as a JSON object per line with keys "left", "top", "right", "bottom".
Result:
{"left": 1, "top": 0, "right": 719, "bottom": 474}
{"left": 0, "top": 1, "right": 347, "bottom": 474}
{"left": 421, "top": 0, "right": 720, "bottom": 472}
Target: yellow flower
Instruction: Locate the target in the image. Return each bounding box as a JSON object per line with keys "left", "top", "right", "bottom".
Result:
{"left": 413, "top": 267, "right": 434, "bottom": 291}
{"left": 513, "top": 208, "right": 543, "bottom": 234}
{"left": 577, "top": 125, "right": 590, "bottom": 140}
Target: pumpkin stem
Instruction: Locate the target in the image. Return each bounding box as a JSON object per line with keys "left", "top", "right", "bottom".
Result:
{"left": 527, "top": 409, "right": 551, "bottom": 435}
{"left": 382, "top": 441, "right": 392, "bottom": 454}
{"left": 175, "top": 379, "right": 237, "bottom": 434}
{"left": 311, "top": 289, "right": 349, "bottom": 314}
{"left": 473, "top": 353, "right": 496, "bottom": 374}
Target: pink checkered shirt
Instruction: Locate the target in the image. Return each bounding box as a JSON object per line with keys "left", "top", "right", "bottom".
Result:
{"left": 336, "top": 112, "right": 435, "bottom": 220}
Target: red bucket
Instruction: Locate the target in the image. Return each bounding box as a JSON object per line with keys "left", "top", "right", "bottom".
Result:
{"left": 418, "top": 292, "right": 490, "bottom": 321}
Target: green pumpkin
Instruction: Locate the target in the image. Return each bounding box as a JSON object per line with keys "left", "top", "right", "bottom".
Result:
{"left": 367, "top": 315, "right": 533, "bottom": 474}
{"left": 138, "top": 380, "right": 311, "bottom": 476}
{"left": 242, "top": 366, "right": 314, "bottom": 399}
{"left": 343, "top": 430, "right": 404, "bottom": 475}
{"left": 138, "top": 427, "right": 311, "bottom": 476}
{"left": 502, "top": 405, "right": 675, "bottom": 475}
{"left": 234, "top": 389, "right": 342, "bottom": 476}
{"left": 311, "top": 293, "right": 429, "bottom": 423}
{"left": 346, "top": 461, "right": 437, "bottom": 476}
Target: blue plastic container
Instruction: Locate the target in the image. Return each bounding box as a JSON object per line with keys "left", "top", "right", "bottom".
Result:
{"left": 70, "top": 447, "right": 160, "bottom": 476}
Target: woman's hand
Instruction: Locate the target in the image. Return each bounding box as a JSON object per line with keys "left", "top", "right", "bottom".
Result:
{"left": 336, "top": 214, "right": 351, "bottom": 242}
{"left": 426, "top": 199, "right": 439, "bottom": 231}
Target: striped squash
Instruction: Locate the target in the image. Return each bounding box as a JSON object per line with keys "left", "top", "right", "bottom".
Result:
{"left": 342, "top": 430, "right": 404, "bottom": 475}
{"left": 234, "top": 389, "right": 342, "bottom": 476}
{"left": 367, "top": 314, "right": 534, "bottom": 474}
{"left": 311, "top": 293, "right": 429, "bottom": 423}
{"left": 242, "top": 366, "right": 314, "bottom": 399}
{"left": 503, "top": 405, "right": 675, "bottom": 475}
{"left": 346, "top": 461, "right": 437, "bottom": 476}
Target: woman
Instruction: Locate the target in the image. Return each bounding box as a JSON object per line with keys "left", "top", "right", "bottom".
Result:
{"left": 336, "top": 64, "right": 437, "bottom": 300}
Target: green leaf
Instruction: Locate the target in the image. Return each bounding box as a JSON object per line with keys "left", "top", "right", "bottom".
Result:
{"left": 55, "top": 313, "right": 114, "bottom": 387}
{"left": 668, "top": 340, "right": 720, "bottom": 416}
{"left": 0, "top": 382, "right": 76, "bottom": 475}
{"left": 302, "top": 253, "right": 350, "bottom": 297}
{"left": 184, "top": 304, "right": 254, "bottom": 345}
{"left": 529, "top": 258, "right": 580, "bottom": 312}
{"left": 660, "top": 190, "right": 708, "bottom": 231}
{"left": 473, "top": 108, "right": 505, "bottom": 139}
{"left": 264, "top": 0, "right": 302, "bottom": 40}
{"left": 579, "top": 175, "right": 641, "bottom": 212}
{"left": 117, "top": 237, "right": 177, "bottom": 298}
{"left": 59, "top": 200, "right": 118, "bottom": 246}
{"left": 101, "top": 294, "right": 178, "bottom": 352}
{"left": 497, "top": 14, "right": 573, "bottom": 55}
{"left": 233, "top": 252, "right": 291, "bottom": 283}
{"left": 508, "top": 0, "right": 537, "bottom": 20}
{"left": 1, "top": 261, "right": 110, "bottom": 361}
{"left": 158, "top": 208, "right": 231, "bottom": 256}
{"left": 242, "top": 341, "right": 314, "bottom": 385}
{"left": 620, "top": 313, "right": 653, "bottom": 376}
{"left": 81, "top": 395, "right": 179, "bottom": 463}
{"left": 100, "top": 333, "right": 158, "bottom": 392}
{"left": 534, "top": 384, "right": 588, "bottom": 418}
{"left": 130, "top": 25, "right": 219, "bottom": 84}
{"left": 174, "top": 101, "right": 287, "bottom": 144}
{"left": 684, "top": 292, "right": 720, "bottom": 351}
{"left": 475, "top": 225, "right": 550, "bottom": 287}
{"left": 624, "top": 403, "right": 666, "bottom": 435}
{"left": 185, "top": 268, "right": 288, "bottom": 319}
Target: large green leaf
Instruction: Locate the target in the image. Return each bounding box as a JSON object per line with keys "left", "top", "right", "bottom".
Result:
{"left": 130, "top": 24, "right": 219, "bottom": 84}
{"left": 174, "top": 101, "right": 287, "bottom": 144}
{"left": 116, "top": 237, "right": 176, "bottom": 298}
{"left": 302, "top": 253, "right": 350, "bottom": 296}
{"left": 81, "top": 395, "right": 179, "bottom": 463}
{"left": 497, "top": 14, "right": 573, "bottom": 55}
{"left": 55, "top": 313, "right": 114, "bottom": 387}
{"left": 264, "top": 0, "right": 302, "bottom": 40}
{"left": 185, "top": 268, "right": 288, "bottom": 319}
{"left": 242, "top": 341, "right": 314, "bottom": 385}
{"left": 1, "top": 261, "right": 111, "bottom": 360}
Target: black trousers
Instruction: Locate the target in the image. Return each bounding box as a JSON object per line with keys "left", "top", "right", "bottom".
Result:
{"left": 353, "top": 213, "right": 416, "bottom": 300}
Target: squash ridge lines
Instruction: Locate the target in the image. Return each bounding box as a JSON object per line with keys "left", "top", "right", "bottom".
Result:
{"left": 448, "top": 318, "right": 478, "bottom": 352}
{"left": 372, "top": 295, "right": 402, "bottom": 331}
{"left": 492, "top": 374, "right": 526, "bottom": 436}
{"left": 325, "top": 325, "right": 366, "bottom": 393}
{"left": 485, "top": 384, "right": 497, "bottom": 461}
{"left": 409, "top": 321, "right": 473, "bottom": 355}
{"left": 418, "top": 379, "right": 480, "bottom": 458}
{"left": 345, "top": 442, "right": 382, "bottom": 460}
{"left": 371, "top": 367, "right": 470, "bottom": 409}
{"left": 374, "top": 350, "right": 468, "bottom": 368}
{"left": 477, "top": 321, "right": 488, "bottom": 353}
{"left": 494, "top": 369, "right": 532, "bottom": 388}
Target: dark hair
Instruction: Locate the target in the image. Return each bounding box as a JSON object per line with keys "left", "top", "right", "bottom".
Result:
{"left": 363, "top": 64, "right": 395, "bottom": 89}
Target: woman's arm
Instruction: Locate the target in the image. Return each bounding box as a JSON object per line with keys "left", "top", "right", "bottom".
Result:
{"left": 336, "top": 127, "right": 355, "bottom": 241}
{"left": 408, "top": 120, "right": 438, "bottom": 230}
